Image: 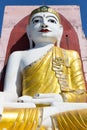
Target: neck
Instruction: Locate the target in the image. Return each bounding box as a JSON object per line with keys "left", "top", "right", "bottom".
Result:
{"left": 34, "top": 42, "right": 54, "bottom": 48}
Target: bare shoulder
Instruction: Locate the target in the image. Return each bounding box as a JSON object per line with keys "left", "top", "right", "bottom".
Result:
{"left": 9, "top": 51, "right": 22, "bottom": 58}
{"left": 6, "top": 51, "right": 24, "bottom": 66}
{"left": 8, "top": 50, "right": 28, "bottom": 61}
{"left": 8, "top": 50, "right": 31, "bottom": 65}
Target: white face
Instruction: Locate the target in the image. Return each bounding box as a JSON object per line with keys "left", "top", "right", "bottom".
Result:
{"left": 27, "top": 12, "right": 63, "bottom": 45}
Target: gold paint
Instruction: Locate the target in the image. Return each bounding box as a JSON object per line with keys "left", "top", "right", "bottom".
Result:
{"left": 1, "top": 108, "right": 87, "bottom": 130}
{"left": 22, "top": 46, "right": 86, "bottom": 102}
{"left": 52, "top": 109, "right": 87, "bottom": 130}
{"left": 0, "top": 108, "right": 43, "bottom": 130}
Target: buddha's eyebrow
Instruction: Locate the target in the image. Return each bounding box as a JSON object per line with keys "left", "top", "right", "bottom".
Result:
{"left": 46, "top": 16, "right": 58, "bottom": 22}
{"left": 32, "top": 16, "right": 42, "bottom": 22}
{"left": 32, "top": 15, "right": 58, "bottom": 22}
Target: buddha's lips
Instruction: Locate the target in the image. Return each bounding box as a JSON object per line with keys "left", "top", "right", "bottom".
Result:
{"left": 39, "top": 29, "right": 51, "bottom": 33}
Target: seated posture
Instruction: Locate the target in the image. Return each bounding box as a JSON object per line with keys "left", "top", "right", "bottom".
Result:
{"left": 0, "top": 6, "right": 87, "bottom": 130}
{"left": 2, "top": 6, "right": 86, "bottom": 103}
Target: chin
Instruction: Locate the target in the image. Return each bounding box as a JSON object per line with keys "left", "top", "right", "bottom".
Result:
{"left": 34, "top": 36, "right": 57, "bottom": 44}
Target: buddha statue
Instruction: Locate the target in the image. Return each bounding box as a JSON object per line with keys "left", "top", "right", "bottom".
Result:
{"left": 0, "top": 6, "right": 87, "bottom": 130}
{"left": 2, "top": 5, "right": 86, "bottom": 103}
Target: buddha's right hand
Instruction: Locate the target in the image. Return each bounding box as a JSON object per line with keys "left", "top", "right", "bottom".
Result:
{"left": 17, "top": 93, "right": 63, "bottom": 106}
{"left": 34, "top": 93, "right": 63, "bottom": 102}
{"left": 17, "top": 95, "right": 55, "bottom": 105}
{"left": 17, "top": 95, "right": 33, "bottom": 103}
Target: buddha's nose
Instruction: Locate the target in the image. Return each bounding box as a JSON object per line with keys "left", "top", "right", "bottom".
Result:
{"left": 41, "top": 23, "right": 48, "bottom": 28}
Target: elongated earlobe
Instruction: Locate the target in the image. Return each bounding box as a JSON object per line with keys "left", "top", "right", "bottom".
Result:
{"left": 57, "top": 24, "right": 63, "bottom": 47}
{"left": 26, "top": 25, "right": 33, "bottom": 49}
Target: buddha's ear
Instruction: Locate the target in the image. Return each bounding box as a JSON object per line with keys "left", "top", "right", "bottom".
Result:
{"left": 60, "top": 24, "right": 63, "bottom": 33}
{"left": 57, "top": 24, "right": 63, "bottom": 47}
{"left": 26, "top": 25, "right": 33, "bottom": 49}
{"left": 26, "top": 25, "right": 30, "bottom": 38}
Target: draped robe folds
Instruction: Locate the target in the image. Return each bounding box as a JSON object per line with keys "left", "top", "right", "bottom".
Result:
{"left": 0, "top": 46, "right": 87, "bottom": 129}
{"left": 0, "top": 108, "right": 87, "bottom": 129}
{"left": 22, "top": 46, "right": 87, "bottom": 102}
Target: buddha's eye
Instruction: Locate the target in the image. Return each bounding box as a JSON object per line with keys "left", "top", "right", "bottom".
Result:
{"left": 48, "top": 19, "right": 57, "bottom": 24}
{"left": 32, "top": 17, "right": 42, "bottom": 24}
{"left": 33, "top": 19, "right": 40, "bottom": 24}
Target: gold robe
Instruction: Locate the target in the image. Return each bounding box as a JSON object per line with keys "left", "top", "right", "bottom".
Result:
{"left": 52, "top": 109, "right": 87, "bottom": 130}
{"left": 0, "top": 108, "right": 87, "bottom": 130}
{"left": 22, "top": 46, "right": 86, "bottom": 102}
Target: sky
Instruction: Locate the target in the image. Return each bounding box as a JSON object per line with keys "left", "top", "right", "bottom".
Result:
{"left": 0, "top": 0, "right": 87, "bottom": 37}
